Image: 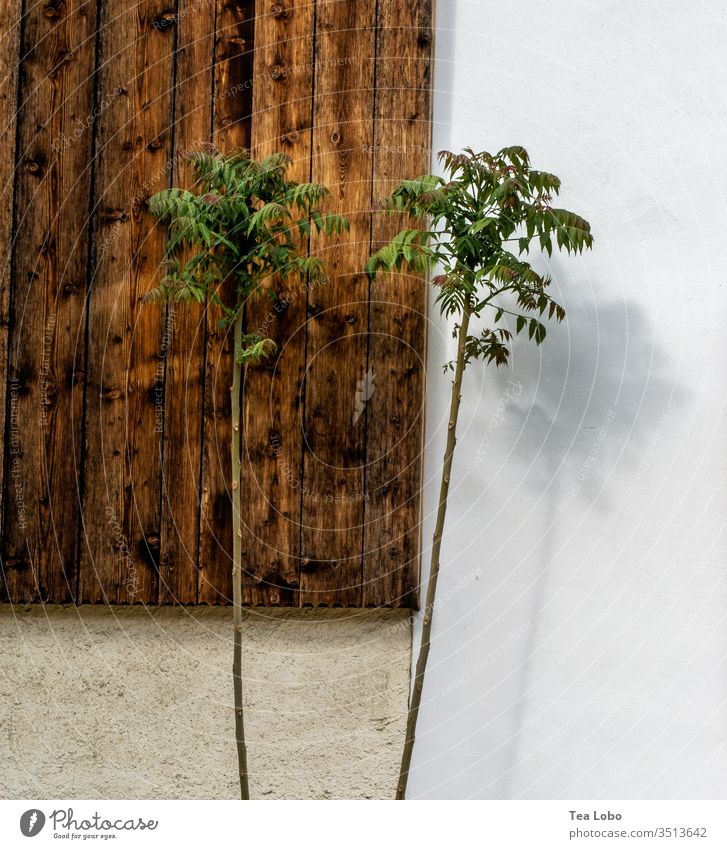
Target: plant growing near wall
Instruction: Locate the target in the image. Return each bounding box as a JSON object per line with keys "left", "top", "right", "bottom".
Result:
{"left": 367, "top": 146, "right": 593, "bottom": 799}
{"left": 146, "top": 146, "right": 348, "bottom": 799}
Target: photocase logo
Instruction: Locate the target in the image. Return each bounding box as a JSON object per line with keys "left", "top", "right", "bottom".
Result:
{"left": 353, "top": 368, "right": 376, "bottom": 425}
{"left": 17, "top": 807, "right": 158, "bottom": 838}
{"left": 19, "top": 809, "right": 45, "bottom": 837}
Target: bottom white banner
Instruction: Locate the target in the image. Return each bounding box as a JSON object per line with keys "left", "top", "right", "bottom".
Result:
{"left": 1, "top": 800, "right": 725, "bottom": 848}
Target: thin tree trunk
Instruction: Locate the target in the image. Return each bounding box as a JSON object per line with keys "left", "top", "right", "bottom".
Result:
{"left": 396, "top": 302, "right": 472, "bottom": 800}
{"left": 231, "top": 312, "right": 250, "bottom": 800}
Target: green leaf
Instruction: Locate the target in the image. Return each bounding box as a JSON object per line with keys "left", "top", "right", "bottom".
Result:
{"left": 144, "top": 148, "right": 349, "bottom": 337}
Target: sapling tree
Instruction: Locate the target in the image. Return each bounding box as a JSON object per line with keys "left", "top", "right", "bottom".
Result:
{"left": 146, "top": 146, "right": 348, "bottom": 799}
{"left": 366, "top": 146, "right": 593, "bottom": 799}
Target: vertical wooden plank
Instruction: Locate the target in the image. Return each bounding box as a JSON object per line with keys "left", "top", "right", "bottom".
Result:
{"left": 197, "top": 0, "right": 255, "bottom": 603}
{"left": 79, "top": 0, "right": 176, "bottom": 603}
{"left": 2, "top": 0, "right": 97, "bottom": 603}
{"left": 362, "top": 1, "right": 432, "bottom": 607}
{"left": 299, "top": 0, "right": 376, "bottom": 606}
{"left": 0, "top": 0, "right": 21, "bottom": 602}
{"left": 239, "top": 0, "right": 315, "bottom": 606}
{"left": 157, "top": 0, "right": 216, "bottom": 604}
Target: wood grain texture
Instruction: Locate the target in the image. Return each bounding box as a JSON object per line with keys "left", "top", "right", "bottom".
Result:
{"left": 79, "top": 0, "right": 175, "bottom": 603}
{"left": 3, "top": 0, "right": 97, "bottom": 603}
{"left": 362, "top": 0, "right": 432, "bottom": 607}
{"left": 157, "top": 1, "right": 216, "bottom": 604}
{"left": 0, "top": 0, "right": 21, "bottom": 602}
{"left": 299, "top": 0, "right": 376, "bottom": 606}
{"left": 0, "top": 0, "right": 433, "bottom": 608}
{"left": 197, "top": 0, "right": 255, "bottom": 603}
{"left": 240, "top": 0, "right": 316, "bottom": 606}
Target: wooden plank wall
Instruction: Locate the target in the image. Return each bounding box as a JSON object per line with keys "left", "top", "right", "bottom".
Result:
{"left": 0, "top": 0, "right": 432, "bottom": 608}
{"left": 0, "top": 0, "right": 21, "bottom": 604}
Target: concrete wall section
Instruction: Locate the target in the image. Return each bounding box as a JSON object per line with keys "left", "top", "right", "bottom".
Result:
{"left": 0, "top": 606, "right": 410, "bottom": 799}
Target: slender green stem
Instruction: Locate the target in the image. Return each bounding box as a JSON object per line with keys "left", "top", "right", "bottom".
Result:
{"left": 231, "top": 312, "right": 250, "bottom": 800}
{"left": 396, "top": 301, "right": 472, "bottom": 800}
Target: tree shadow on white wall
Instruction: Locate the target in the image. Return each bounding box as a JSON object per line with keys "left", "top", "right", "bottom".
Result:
{"left": 482, "top": 282, "right": 687, "bottom": 797}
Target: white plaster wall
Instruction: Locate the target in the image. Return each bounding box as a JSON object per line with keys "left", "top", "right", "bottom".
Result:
{"left": 411, "top": 0, "right": 727, "bottom": 799}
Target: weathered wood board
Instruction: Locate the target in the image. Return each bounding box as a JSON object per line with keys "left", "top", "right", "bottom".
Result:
{"left": 0, "top": 0, "right": 433, "bottom": 608}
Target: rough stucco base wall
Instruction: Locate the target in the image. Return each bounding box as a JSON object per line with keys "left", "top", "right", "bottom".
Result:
{"left": 0, "top": 606, "right": 411, "bottom": 800}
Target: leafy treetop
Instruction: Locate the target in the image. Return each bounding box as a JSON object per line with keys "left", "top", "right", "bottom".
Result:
{"left": 366, "top": 146, "right": 593, "bottom": 370}
{"left": 146, "top": 146, "right": 349, "bottom": 363}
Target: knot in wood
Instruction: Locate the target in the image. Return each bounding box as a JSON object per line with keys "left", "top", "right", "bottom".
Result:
{"left": 41, "top": 380, "right": 58, "bottom": 400}
{"left": 154, "top": 10, "right": 177, "bottom": 29}
{"left": 281, "top": 129, "right": 300, "bottom": 146}
{"left": 102, "top": 208, "right": 127, "bottom": 223}
{"left": 269, "top": 63, "right": 287, "bottom": 81}
{"left": 43, "top": 0, "right": 65, "bottom": 20}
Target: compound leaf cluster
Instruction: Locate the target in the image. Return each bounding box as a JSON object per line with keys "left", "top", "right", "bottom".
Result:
{"left": 146, "top": 146, "right": 349, "bottom": 362}
{"left": 366, "top": 146, "right": 593, "bottom": 371}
